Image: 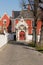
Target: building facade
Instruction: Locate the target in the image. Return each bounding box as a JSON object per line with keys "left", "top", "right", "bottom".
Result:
{"left": 0, "top": 13, "right": 11, "bottom": 33}
{"left": 0, "top": 11, "right": 42, "bottom": 43}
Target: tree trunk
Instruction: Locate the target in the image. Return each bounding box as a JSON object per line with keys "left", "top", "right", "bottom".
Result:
{"left": 33, "top": 0, "right": 39, "bottom": 46}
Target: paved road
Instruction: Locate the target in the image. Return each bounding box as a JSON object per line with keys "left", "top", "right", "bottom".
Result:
{"left": 0, "top": 41, "right": 43, "bottom": 65}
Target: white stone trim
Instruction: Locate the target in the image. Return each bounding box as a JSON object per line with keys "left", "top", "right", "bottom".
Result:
{"left": 37, "top": 35, "right": 40, "bottom": 42}
{"left": 39, "top": 29, "right": 41, "bottom": 35}
{"left": 15, "top": 17, "right": 28, "bottom": 29}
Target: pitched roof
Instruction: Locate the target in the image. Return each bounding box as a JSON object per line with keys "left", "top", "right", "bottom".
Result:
{"left": 1, "top": 13, "right": 10, "bottom": 20}
{"left": 12, "top": 11, "right": 20, "bottom": 18}
{"left": 17, "top": 10, "right": 34, "bottom": 18}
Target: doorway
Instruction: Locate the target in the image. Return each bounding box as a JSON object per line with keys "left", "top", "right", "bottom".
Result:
{"left": 19, "top": 31, "right": 25, "bottom": 40}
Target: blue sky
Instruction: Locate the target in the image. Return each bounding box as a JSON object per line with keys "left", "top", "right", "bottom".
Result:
{"left": 0, "top": 0, "right": 21, "bottom": 17}
{"left": 0, "top": 0, "right": 28, "bottom": 17}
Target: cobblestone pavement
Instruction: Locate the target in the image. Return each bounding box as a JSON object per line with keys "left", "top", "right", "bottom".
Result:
{"left": 0, "top": 41, "right": 43, "bottom": 65}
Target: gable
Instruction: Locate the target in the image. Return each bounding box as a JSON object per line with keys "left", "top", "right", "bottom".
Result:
{"left": 1, "top": 13, "right": 9, "bottom": 20}
{"left": 1, "top": 13, "right": 10, "bottom": 28}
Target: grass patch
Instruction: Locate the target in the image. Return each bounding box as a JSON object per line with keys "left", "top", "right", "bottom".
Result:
{"left": 28, "top": 42, "right": 35, "bottom": 47}
{"left": 36, "top": 46, "right": 43, "bottom": 53}
{"left": 28, "top": 42, "right": 43, "bottom": 53}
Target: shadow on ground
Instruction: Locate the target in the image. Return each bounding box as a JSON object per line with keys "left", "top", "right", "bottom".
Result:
{"left": 8, "top": 41, "right": 28, "bottom": 46}
{"left": 8, "top": 41, "right": 35, "bottom": 50}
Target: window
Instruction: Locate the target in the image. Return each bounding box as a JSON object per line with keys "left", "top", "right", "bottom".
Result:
{"left": 4, "top": 21, "right": 6, "bottom": 24}
{"left": 3, "top": 20, "right": 6, "bottom": 24}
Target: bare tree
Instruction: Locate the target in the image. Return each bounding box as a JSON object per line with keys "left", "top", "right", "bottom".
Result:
{"left": 28, "top": 0, "right": 43, "bottom": 46}
{"left": 19, "top": 0, "right": 26, "bottom": 10}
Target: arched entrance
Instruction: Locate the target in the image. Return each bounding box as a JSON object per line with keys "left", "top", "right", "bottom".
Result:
{"left": 19, "top": 31, "right": 25, "bottom": 40}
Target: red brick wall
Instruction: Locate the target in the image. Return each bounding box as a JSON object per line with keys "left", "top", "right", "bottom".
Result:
{"left": 0, "top": 20, "right": 2, "bottom": 26}
{"left": 36, "top": 20, "right": 42, "bottom": 35}
{"left": 26, "top": 20, "right": 33, "bottom": 34}
{"left": 15, "top": 19, "right": 18, "bottom": 25}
